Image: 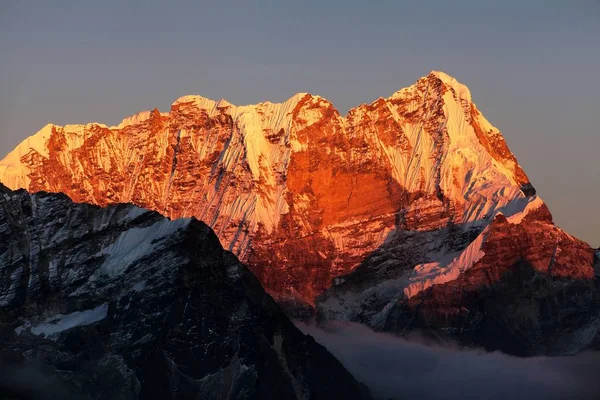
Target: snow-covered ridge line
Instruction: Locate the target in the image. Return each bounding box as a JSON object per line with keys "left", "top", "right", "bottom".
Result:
{"left": 0, "top": 69, "right": 518, "bottom": 190}
{"left": 6, "top": 69, "right": 471, "bottom": 150}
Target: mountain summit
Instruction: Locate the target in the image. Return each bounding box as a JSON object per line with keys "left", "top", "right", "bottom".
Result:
{"left": 1, "top": 71, "right": 598, "bottom": 354}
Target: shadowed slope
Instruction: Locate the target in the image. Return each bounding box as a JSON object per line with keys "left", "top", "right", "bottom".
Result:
{"left": 0, "top": 184, "right": 372, "bottom": 400}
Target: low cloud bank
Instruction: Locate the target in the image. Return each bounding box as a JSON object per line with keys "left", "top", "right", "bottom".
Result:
{"left": 296, "top": 321, "right": 600, "bottom": 400}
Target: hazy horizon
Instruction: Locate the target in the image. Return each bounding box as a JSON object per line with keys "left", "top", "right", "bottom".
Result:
{"left": 1, "top": 1, "right": 598, "bottom": 245}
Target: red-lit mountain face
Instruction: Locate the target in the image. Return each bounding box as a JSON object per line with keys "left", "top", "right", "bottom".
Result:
{"left": 1, "top": 71, "right": 598, "bottom": 353}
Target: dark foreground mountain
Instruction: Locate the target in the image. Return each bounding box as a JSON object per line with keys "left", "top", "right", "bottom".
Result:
{"left": 0, "top": 184, "right": 372, "bottom": 400}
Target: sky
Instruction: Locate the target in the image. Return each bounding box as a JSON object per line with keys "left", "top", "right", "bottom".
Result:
{"left": 0, "top": 0, "right": 599, "bottom": 245}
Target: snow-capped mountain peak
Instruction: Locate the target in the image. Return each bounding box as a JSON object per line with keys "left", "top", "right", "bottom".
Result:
{"left": 0, "top": 71, "right": 588, "bottom": 313}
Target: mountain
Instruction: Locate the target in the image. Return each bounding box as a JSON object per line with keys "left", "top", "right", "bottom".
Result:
{"left": 319, "top": 204, "right": 600, "bottom": 356}
{"left": 1, "top": 71, "right": 598, "bottom": 354}
{"left": 0, "top": 184, "right": 372, "bottom": 400}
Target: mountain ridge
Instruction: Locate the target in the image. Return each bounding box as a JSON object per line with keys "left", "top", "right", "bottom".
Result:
{"left": 0, "top": 71, "right": 596, "bottom": 343}
{"left": 0, "top": 69, "right": 530, "bottom": 194}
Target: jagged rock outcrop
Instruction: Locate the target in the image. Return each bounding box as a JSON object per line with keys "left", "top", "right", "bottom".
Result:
{"left": 0, "top": 184, "right": 372, "bottom": 400}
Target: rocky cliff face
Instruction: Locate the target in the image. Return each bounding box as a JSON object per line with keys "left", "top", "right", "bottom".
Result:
{"left": 1, "top": 71, "right": 597, "bottom": 355}
{"left": 0, "top": 184, "right": 372, "bottom": 400}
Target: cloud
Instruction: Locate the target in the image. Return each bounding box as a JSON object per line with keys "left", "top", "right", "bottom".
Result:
{"left": 296, "top": 321, "right": 600, "bottom": 400}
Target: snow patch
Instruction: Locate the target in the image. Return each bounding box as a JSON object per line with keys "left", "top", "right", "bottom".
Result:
{"left": 95, "top": 218, "right": 191, "bottom": 278}
{"left": 131, "top": 280, "right": 146, "bottom": 292}
{"left": 124, "top": 206, "right": 150, "bottom": 222}
{"left": 16, "top": 304, "right": 108, "bottom": 339}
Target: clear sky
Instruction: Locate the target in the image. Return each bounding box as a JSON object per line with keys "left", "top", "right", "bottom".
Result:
{"left": 1, "top": 1, "right": 599, "bottom": 245}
